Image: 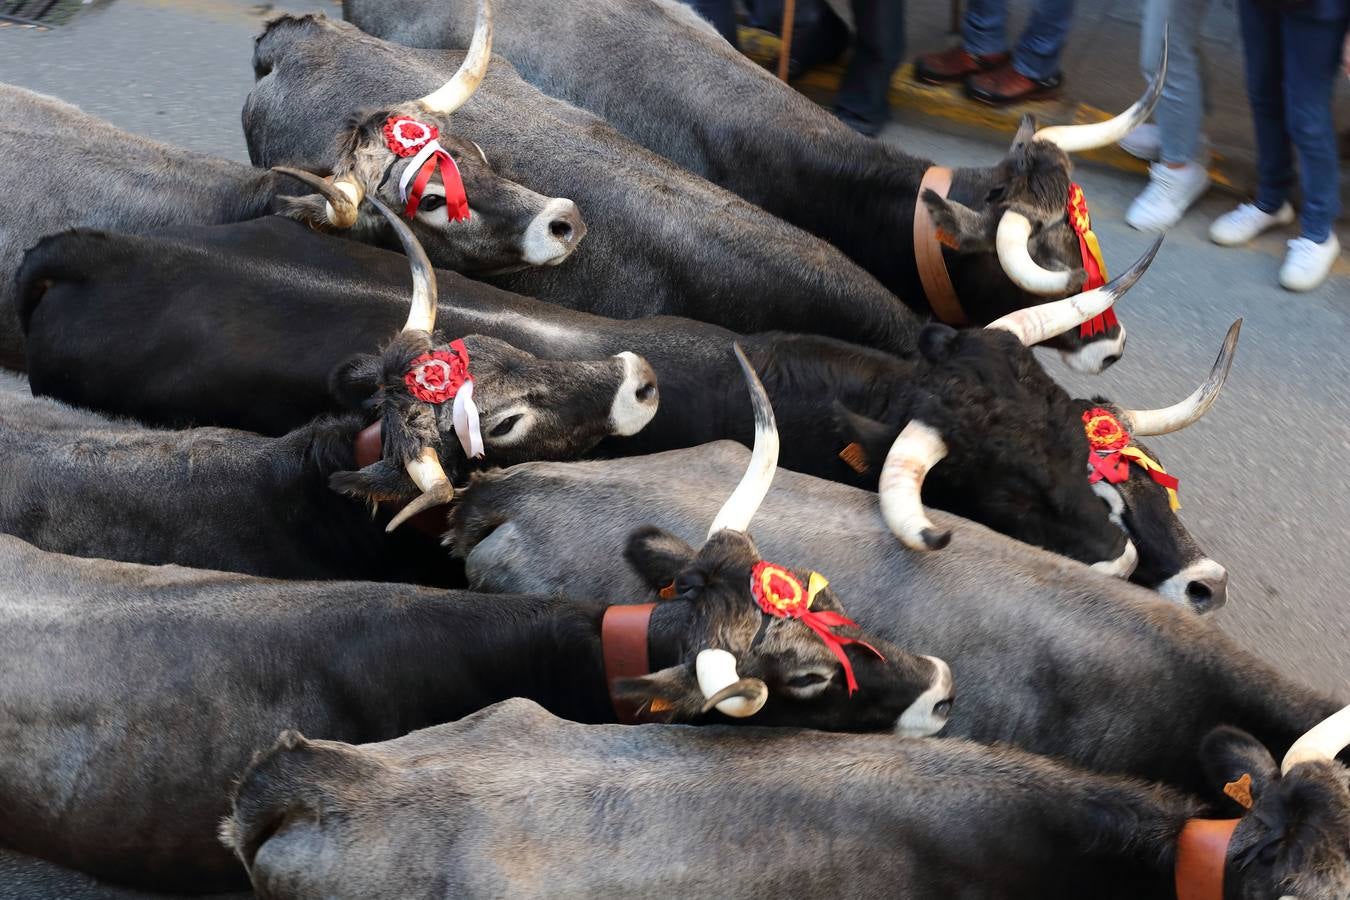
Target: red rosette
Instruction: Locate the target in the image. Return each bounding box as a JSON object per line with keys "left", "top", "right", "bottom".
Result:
{"left": 751, "top": 561, "right": 806, "bottom": 619}
{"left": 404, "top": 348, "right": 470, "bottom": 405}
{"left": 383, "top": 116, "right": 440, "bottom": 158}
{"left": 1082, "top": 407, "right": 1130, "bottom": 452}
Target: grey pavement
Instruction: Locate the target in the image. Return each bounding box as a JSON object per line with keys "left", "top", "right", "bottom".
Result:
{"left": 1, "top": 0, "right": 1348, "bottom": 696}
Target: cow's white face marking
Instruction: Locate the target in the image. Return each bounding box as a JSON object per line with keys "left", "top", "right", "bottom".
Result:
{"left": 1060, "top": 324, "right": 1127, "bottom": 374}
{"left": 521, "top": 197, "right": 584, "bottom": 265}
{"left": 1091, "top": 478, "right": 1127, "bottom": 529}
{"left": 896, "top": 656, "right": 953, "bottom": 738}
{"left": 608, "top": 352, "right": 658, "bottom": 436}
{"left": 1156, "top": 558, "right": 1229, "bottom": 611}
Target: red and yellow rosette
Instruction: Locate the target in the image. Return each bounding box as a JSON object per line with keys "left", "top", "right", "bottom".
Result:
{"left": 749, "top": 562, "right": 883, "bottom": 694}
{"left": 1082, "top": 407, "right": 1180, "bottom": 510}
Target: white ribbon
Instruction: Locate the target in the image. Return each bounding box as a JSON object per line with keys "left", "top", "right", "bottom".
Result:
{"left": 397, "top": 139, "right": 445, "bottom": 205}
{"left": 452, "top": 379, "right": 485, "bottom": 460}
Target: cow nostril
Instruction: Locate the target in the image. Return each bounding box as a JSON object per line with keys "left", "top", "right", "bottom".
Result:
{"left": 933, "top": 698, "right": 953, "bottom": 718}
{"left": 1101, "top": 354, "right": 1121, "bottom": 369}
{"left": 635, "top": 381, "right": 657, "bottom": 404}
{"left": 549, "top": 219, "right": 574, "bottom": 241}
{"left": 1186, "top": 577, "right": 1227, "bottom": 612}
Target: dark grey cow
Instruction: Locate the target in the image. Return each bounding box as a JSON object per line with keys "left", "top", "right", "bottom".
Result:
{"left": 225, "top": 698, "right": 1350, "bottom": 899}
{"left": 0, "top": 850, "right": 250, "bottom": 900}
{"left": 447, "top": 443, "right": 1345, "bottom": 792}
{"left": 345, "top": 0, "right": 1165, "bottom": 373}
{"left": 244, "top": 13, "right": 928, "bottom": 356}
{"left": 0, "top": 80, "right": 578, "bottom": 374}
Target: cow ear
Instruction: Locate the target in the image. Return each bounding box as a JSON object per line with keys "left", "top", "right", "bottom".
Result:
{"left": 329, "top": 458, "right": 419, "bottom": 505}
{"left": 625, "top": 526, "right": 697, "bottom": 590}
{"left": 1200, "top": 726, "right": 1279, "bottom": 814}
{"left": 921, "top": 190, "right": 996, "bottom": 252}
{"left": 830, "top": 401, "right": 897, "bottom": 477}
{"left": 917, "top": 323, "right": 960, "bottom": 364}
{"left": 1009, "top": 114, "right": 1038, "bottom": 152}
{"left": 330, "top": 353, "right": 383, "bottom": 409}
{"left": 611, "top": 664, "right": 704, "bottom": 722}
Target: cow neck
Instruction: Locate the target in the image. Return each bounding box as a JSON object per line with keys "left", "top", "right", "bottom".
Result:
{"left": 354, "top": 420, "right": 453, "bottom": 536}
{"left": 235, "top": 168, "right": 299, "bottom": 223}
{"left": 912, "top": 166, "right": 968, "bottom": 327}
{"left": 1174, "top": 819, "right": 1238, "bottom": 900}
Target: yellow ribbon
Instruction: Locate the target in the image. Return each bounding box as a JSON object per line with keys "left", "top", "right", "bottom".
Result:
{"left": 1120, "top": 446, "right": 1180, "bottom": 511}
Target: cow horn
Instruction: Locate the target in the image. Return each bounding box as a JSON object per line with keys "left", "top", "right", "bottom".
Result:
{"left": 1119, "top": 320, "right": 1241, "bottom": 436}
{"left": 271, "top": 165, "right": 364, "bottom": 230}
{"left": 994, "top": 211, "right": 1074, "bottom": 297}
{"left": 385, "top": 447, "right": 455, "bottom": 532}
{"left": 365, "top": 194, "right": 438, "bottom": 335}
{"left": 696, "top": 649, "right": 767, "bottom": 718}
{"left": 987, "top": 236, "right": 1161, "bottom": 345}
{"left": 878, "top": 420, "right": 951, "bottom": 552}
{"left": 1034, "top": 30, "right": 1167, "bottom": 153}
{"left": 417, "top": 0, "right": 493, "bottom": 114}
{"left": 1281, "top": 704, "right": 1350, "bottom": 774}
{"left": 707, "top": 344, "right": 779, "bottom": 538}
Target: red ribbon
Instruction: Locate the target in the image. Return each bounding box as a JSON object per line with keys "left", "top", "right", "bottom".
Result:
{"left": 1067, "top": 183, "right": 1118, "bottom": 338}
{"left": 404, "top": 151, "right": 470, "bottom": 224}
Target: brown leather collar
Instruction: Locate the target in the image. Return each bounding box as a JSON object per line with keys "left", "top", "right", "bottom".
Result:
{"left": 353, "top": 421, "right": 450, "bottom": 536}
{"left": 913, "top": 166, "right": 969, "bottom": 327}
{"left": 1175, "top": 818, "right": 1239, "bottom": 900}
{"left": 601, "top": 603, "right": 657, "bottom": 724}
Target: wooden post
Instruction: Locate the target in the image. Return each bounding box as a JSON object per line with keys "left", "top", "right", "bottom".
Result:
{"left": 776, "top": 0, "right": 798, "bottom": 81}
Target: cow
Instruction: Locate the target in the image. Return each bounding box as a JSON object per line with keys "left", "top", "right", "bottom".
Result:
{"left": 344, "top": 0, "right": 1169, "bottom": 373}
{"left": 0, "top": 849, "right": 250, "bottom": 900}
{"left": 0, "top": 77, "right": 578, "bottom": 373}
{"left": 224, "top": 698, "right": 1350, "bottom": 899}
{"left": 0, "top": 380, "right": 951, "bottom": 890}
{"left": 0, "top": 199, "right": 657, "bottom": 581}
{"left": 246, "top": 11, "right": 943, "bottom": 359}
{"left": 441, "top": 442, "right": 1345, "bottom": 793}
{"left": 17, "top": 215, "right": 1231, "bottom": 590}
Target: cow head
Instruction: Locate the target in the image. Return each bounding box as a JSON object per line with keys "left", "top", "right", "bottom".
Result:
{"left": 853, "top": 242, "right": 1169, "bottom": 574}
{"left": 274, "top": 0, "right": 586, "bottom": 275}
{"left": 1081, "top": 320, "right": 1241, "bottom": 612}
{"left": 327, "top": 195, "right": 657, "bottom": 529}
{"left": 920, "top": 44, "right": 1167, "bottom": 374}
{"left": 1199, "top": 708, "right": 1350, "bottom": 899}
{"left": 612, "top": 345, "right": 955, "bottom": 735}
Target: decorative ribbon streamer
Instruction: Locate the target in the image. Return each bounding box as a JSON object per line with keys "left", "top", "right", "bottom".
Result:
{"left": 1067, "top": 183, "right": 1118, "bottom": 338}
{"left": 384, "top": 116, "right": 470, "bottom": 224}
{"left": 750, "top": 564, "right": 884, "bottom": 694}
{"left": 451, "top": 376, "right": 485, "bottom": 460}
{"left": 1082, "top": 407, "right": 1181, "bottom": 510}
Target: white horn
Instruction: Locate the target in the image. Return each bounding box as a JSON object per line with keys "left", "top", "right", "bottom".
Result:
{"left": 878, "top": 420, "right": 951, "bottom": 552}
{"left": 366, "top": 195, "right": 438, "bottom": 335}
{"left": 270, "top": 166, "right": 363, "bottom": 230}
{"left": 417, "top": 0, "right": 493, "bottom": 114}
{"left": 707, "top": 344, "right": 779, "bottom": 538}
{"left": 696, "top": 649, "right": 766, "bottom": 718}
{"left": 385, "top": 447, "right": 455, "bottom": 532}
{"left": 1034, "top": 29, "right": 1167, "bottom": 152}
{"left": 1120, "top": 319, "right": 1242, "bottom": 436}
{"left": 995, "top": 211, "right": 1074, "bottom": 297}
{"left": 1282, "top": 704, "right": 1350, "bottom": 774}
{"left": 988, "top": 236, "right": 1161, "bottom": 346}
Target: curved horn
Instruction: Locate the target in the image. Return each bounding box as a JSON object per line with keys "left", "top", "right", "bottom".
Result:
{"left": 707, "top": 344, "right": 779, "bottom": 538}
{"left": 271, "top": 165, "right": 363, "bottom": 230}
{"left": 385, "top": 447, "right": 455, "bottom": 532}
{"left": 417, "top": 0, "right": 493, "bottom": 114}
{"left": 995, "top": 211, "right": 1075, "bottom": 297}
{"left": 1119, "top": 319, "right": 1242, "bottom": 436}
{"left": 696, "top": 649, "right": 767, "bottom": 718}
{"left": 878, "top": 420, "right": 951, "bottom": 552}
{"left": 988, "top": 236, "right": 1162, "bottom": 345}
{"left": 1034, "top": 29, "right": 1167, "bottom": 152}
{"left": 1282, "top": 704, "right": 1350, "bottom": 774}
{"left": 365, "top": 194, "right": 438, "bottom": 335}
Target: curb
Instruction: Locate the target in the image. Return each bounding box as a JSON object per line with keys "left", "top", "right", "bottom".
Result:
{"left": 737, "top": 27, "right": 1238, "bottom": 190}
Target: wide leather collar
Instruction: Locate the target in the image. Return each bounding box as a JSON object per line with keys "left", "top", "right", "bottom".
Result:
{"left": 912, "top": 165, "right": 970, "bottom": 327}
{"left": 1175, "top": 818, "right": 1239, "bottom": 900}
{"left": 601, "top": 603, "right": 657, "bottom": 724}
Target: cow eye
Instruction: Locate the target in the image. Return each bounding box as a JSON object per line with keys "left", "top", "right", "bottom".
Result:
{"left": 489, "top": 414, "right": 522, "bottom": 438}
{"left": 785, "top": 672, "right": 830, "bottom": 689}
{"left": 420, "top": 194, "right": 446, "bottom": 212}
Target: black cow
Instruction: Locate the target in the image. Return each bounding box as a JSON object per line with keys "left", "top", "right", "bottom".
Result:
{"left": 17, "top": 216, "right": 1230, "bottom": 588}
{"left": 0, "top": 77, "right": 575, "bottom": 372}
{"left": 226, "top": 698, "right": 1350, "bottom": 899}
{"left": 344, "top": 0, "right": 1168, "bottom": 373}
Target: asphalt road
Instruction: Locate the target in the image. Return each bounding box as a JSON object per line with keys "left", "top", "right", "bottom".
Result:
{"left": 1, "top": 0, "right": 1348, "bottom": 697}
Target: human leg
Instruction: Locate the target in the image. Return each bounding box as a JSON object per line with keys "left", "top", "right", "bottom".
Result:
{"left": 834, "top": 0, "right": 906, "bottom": 136}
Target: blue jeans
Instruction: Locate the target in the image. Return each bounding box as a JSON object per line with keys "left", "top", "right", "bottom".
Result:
{"left": 962, "top": 0, "right": 1073, "bottom": 81}
{"left": 1140, "top": 0, "right": 1211, "bottom": 165}
{"left": 1239, "top": 0, "right": 1349, "bottom": 243}
{"left": 834, "top": 0, "right": 907, "bottom": 131}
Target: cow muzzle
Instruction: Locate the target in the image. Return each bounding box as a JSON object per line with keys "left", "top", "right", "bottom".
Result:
{"left": 1156, "top": 558, "right": 1228, "bottom": 613}
{"left": 896, "top": 656, "right": 954, "bottom": 738}
{"left": 608, "top": 352, "right": 659, "bottom": 436}
{"left": 1059, "top": 324, "right": 1127, "bottom": 374}
{"left": 521, "top": 198, "right": 586, "bottom": 265}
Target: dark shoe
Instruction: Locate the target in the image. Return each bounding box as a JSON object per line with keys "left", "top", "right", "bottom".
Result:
{"left": 965, "top": 65, "right": 1063, "bottom": 105}
{"left": 913, "top": 46, "right": 1010, "bottom": 85}
{"left": 834, "top": 109, "right": 883, "bottom": 138}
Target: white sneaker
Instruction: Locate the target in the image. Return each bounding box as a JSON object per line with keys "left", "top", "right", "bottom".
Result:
{"left": 1118, "top": 124, "right": 1162, "bottom": 161}
{"left": 1125, "top": 161, "right": 1211, "bottom": 231}
{"left": 1209, "top": 202, "right": 1295, "bottom": 246}
{"left": 1279, "top": 234, "right": 1340, "bottom": 292}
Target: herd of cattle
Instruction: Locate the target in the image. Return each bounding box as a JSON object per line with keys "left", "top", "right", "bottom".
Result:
{"left": 0, "top": 0, "right": 1346, "bottom": 896}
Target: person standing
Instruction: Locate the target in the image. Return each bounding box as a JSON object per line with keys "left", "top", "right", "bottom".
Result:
{"left": 913, "top": 0, "right": 1073, "bottom": 105}
{"left": 1210, "top": 0, "right": 1348, "bottom": 291}
{"left": 1120, "top": 0, "right": 1214, "bottom": 231}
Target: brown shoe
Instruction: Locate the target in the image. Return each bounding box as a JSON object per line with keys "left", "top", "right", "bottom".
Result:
{"left": 913, "top": 46, "right": 1011, "bottom": 85}
{"left": 965, "top": 65, "right": 1063, "bottom": 106}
